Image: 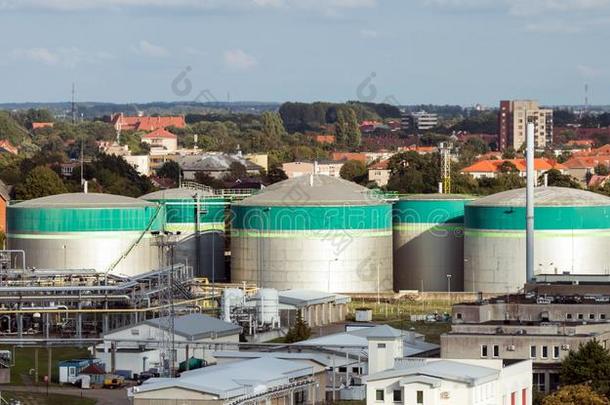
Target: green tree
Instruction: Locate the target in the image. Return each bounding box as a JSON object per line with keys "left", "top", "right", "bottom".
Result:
{"left": 194, "top": 172, "right": 225, "bottom": 189}
{"left": 285, "top": 311, "right": 311, "bottom": 343}
{"left": 340, "top": 160, "right": 367, "bottom": 183}
{"left": 502, "top": 147, "right": 517, "bottom": 159}
{"left": 14, "top": 166, "right": 68, "bottom": 200}
{"left": 595, "top": 164, "right": 609, "bottom": 176}
{"left": 345, "top": 108, "right": 361, "bottom": 147}
{"left": 541, "top": 169, "right": 581, "bottom": 189}
{"left": 335, "top": 109, "right": 348, "bottom": 145}
{"left": 264, "top": 166, "right": 288, "bottom": 184}
{"left": 498, "top": 161, "right": 519, "bottom": 173}
{"left": 156, "top": 161, "right": 181, "bottom": 183}
{"left": 542, "top": 384, "right": 609, "bottom": 405}
{"left": 560, "top": 340, "right": 610, "bottom": 397}
{"left": 261, "top": 111, "right": 286, "bottom": 139}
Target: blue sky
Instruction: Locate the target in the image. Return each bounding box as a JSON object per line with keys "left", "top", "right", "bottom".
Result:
{"left": 1, "top": 0, "right": 610, "bottom": 106}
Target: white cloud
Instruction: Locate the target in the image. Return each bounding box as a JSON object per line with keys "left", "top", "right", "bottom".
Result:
{"left": 577, "top": 64, "right": 606, "bottom": 78}
{"left": 10, "top": 47, "right": 114, "bottom": 67}
{"left": 133, "top": 40, "right": 169, "bottom": 58}
{"left": 223, "top": 49, "right": 258, "bottom": 70}
{"left": 524, "top": 20, "right": 582, "bottom": 33}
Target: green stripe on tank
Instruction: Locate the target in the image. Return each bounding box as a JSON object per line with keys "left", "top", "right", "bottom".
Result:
{"left": 465, "top": 206, "right": 610, "bottom": 230}
{"left": 464, "top": 229, "right": 610, "bottom": 238}
{"left": 145, "top": 198, "right": 226, "bottom": 224}
{"left": 393, "top": 223, "right": 464, "bottom": 232}
{"left": 7, "top": 231, "right": 156, "bottom": 240}
{"left": 232, "top": 205, "right": 391, "bottom": 231}
{"left": 165, "top": 222, "right": 225, "bottom": 232}
{"left": 230, "top": 229, "right": 391, "bottom": 238}
{"left": 7, "top": 206, "right": 164, "bottom": 233}
{"left": 393, "top": 200, "right": 468, "bottom": 224}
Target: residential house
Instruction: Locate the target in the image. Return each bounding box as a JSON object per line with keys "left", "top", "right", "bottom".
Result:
{"left": 282, "top": 160, "right": 344, "bottom": 179}
{"left": 563, "top": 156, "right": 610, "bottom": 184}
{"left": 124, "top": 155, "right": 150, "bottom": 176}
{"left": 178, "top": 153, "right": 263, "bottom": 181}
{"left": 331, "top": 152, "right": 367, "bottom": 163}
{"left": 0, "top": 140, "right": 18, "bottom": 155}
{"left": 368, "top": 159, "right": 391, "bottom": 187}
{"left": 31, "top": 122, "right": 54, "bottom": 130}
{"left": 397, "top": 145, "right": 438, "bottom": 155}
{"left": 461, "top": 158, "right": 566, "bottom": 179}
{"left": 141, "top": 128, "right": 178, "bottom": 154}
{"left": 110, "top": 113, "right": 185, "bottom": 132}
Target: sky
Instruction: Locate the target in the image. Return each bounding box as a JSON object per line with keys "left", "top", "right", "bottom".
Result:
{"left": 1, "top": 0, "right": 610, "bottom": 106}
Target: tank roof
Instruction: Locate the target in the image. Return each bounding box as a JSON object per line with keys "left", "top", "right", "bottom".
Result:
{"left": 235, "top": 174, "right": 386, "bottom": 206}
{"left": 13, "top": 193, "right": 156, "bottom": 208}
{"left": 399, "top": 194, "right": 474, "bottom": 201}
{"left": 469, "top": 187, "right": 610, "bottom": 207}
{"left": 140, "top": 187, "right": 214, "bottom": 200}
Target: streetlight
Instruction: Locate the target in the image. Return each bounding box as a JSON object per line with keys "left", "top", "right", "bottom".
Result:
{"left": 446, "top": 274, "right": 452, "bottom": 302}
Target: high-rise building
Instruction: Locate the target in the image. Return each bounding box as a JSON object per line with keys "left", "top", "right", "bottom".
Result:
{"left": 412, "top": 111, "right": 439, "bottom": 131}
{"left": 498, "top": 100, "right": 553, "bottom": 151}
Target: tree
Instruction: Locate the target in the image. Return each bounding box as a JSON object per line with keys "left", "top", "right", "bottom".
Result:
{"left": 225, "top": 162, "right": 247, "bottom": 181}
{"left": 541, "top": 169, "right": 581, "bottom": 188}
{"left": 156, "top": 161, "right": 181, "bottom": 183}
{"left": 595, "top": 164, "right": 609, "bottom": 176}
{"left": 285, "top": 311, "right": 311, "bottom": 343}
{"left": 542, "top": 384, "right": 609, "bottom": 405}
{"left": 340, "top": 160, "right": 367, "bottom": 183}
{"left": 194, "top": 172, "right": 225, "bottom": 189}
{"left": 560, "top": 340, "right": 610, "bottom": 397}
{"left": 498, "top": 161, "right": 519, "bottom": 173}
{"left": 265, "top": 166, "right": 288, "bottom": 184}
{"left": 261, "top": 111, "right": 285, "bottom": 139}
{"left": 345, "top": 108, "right": 362, "bottom": 147}
{"left": 14, "top": 166, "right": 68, "bottom": 200}
{"left": 502, "top": 147, "right": 517, "bottom": 159}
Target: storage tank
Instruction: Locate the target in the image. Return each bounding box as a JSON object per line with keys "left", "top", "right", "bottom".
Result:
{"left": 231, "top": 174, "right": 393, "bottom": 293}
{"left": 393, "top": 194, "right": 473, "bottom": 292}
{"left": 7, "top": 193, "right": 163, "bottom": 277}
{"left": 140, "top": 188, "right": 226, "bottom": 280}
{"left": 464, "top": 187, "right": 610, "bottom": 293}
{"left": 254, "top": 288, "right": 279, "bottom": 328}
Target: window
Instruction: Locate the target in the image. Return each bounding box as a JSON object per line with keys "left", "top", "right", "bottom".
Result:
{"left": 456, "top": 313, "right": 462, "bottom": 320}
{"left": 417, "top": 390, "right": 424, "bottom": 404}
{"left": 590, "top": 314, "right": 596, "bottom": 320}
{"left": 376, "top": 390, "right": 384, "bottom": 401}
{"left": 533, "top": 373, "right": 546, "bottom": 392}
{"left": 566, "top": 313, "right": 573, "bottom": 320}
{"left": 578, "top": 313, "right": 584, "bottom": 320}
{"left": 393, "top": 390, "right": 402, "bottom": 402}
{"left": 338, "top": 367, "right": 347, "bottom": 373}
{"left": 530, "top": 345, "right": 537, "bottom": 358}
{"left": 541, "top": 346, "right": 548, "bottom": 359}
{"left": 481, "top": 345, "right": 488, "bottom": 358}
{"left": 553, "top": 346, "right": 560, "bottom": 359}
{"left": 601, "top": 314, "right": 607, "bottom": 320}
{"left": 493, "top": 345, "right": 500, "bottom": 357}
{"left": 352, "top": 367, "right": 361, "bottom": 374}
{"left": 68, "top": 366, "right": 76, "bottom": 377}
{"left": 378, "top": 343, "right": 386, "bottom": 349}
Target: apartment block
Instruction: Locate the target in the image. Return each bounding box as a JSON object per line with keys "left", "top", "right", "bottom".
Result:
{"left": 498, "top": 100, "right": 553, "bottom": 151}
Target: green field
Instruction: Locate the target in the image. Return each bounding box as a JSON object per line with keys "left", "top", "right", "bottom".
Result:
{"left": 0, "top": 346, "right": 92, "bottom": 385}
{"left": 1, "top": 391, "right": 95, "bottom": 405}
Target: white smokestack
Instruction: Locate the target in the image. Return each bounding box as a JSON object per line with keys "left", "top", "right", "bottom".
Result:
{"left": 526, "top": 122, "right": 535, "bottom": 285}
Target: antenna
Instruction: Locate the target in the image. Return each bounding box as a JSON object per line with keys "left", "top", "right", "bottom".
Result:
{"left": 71, "top": 83, "right": 77, "bottom": 124}
{"left": 439, "top": 142, "right": 452, "bottom": 194}
{"left": 584, "top": 83, "right": 589, "bottom": 113}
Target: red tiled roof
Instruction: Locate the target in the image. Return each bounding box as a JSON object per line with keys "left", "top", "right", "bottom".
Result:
{"left": 142, "top": 128, "right": 177, "bottom": 139}
{"left": 369, "top": 159, "right": 389, "bottom": 170}
{"left": 81, "top": 363, "right": 105, "bottom": 375}
{"left": 462, "top": 158, "right": 565, "bottom": 173}
{"left": 31, "top": 122, "right": 54, "bottom": 130}
{"left": 588, "top": 174, "right": 610, "bottom": 188}
{"left": 331, "top": 152, "right": 367, "bottom": 162}
{"left": 0, "top": 140, "right": 18, "bottom": 155}
{"left": 111, "top": 113, "right": 185, "bottom": 131}
{"left": 563, "top": 155, "right": 610, "bottom": 169}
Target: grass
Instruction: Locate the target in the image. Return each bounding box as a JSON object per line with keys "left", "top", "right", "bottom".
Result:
{"left": 0, "top": 346, "right": 91, "bottom": 385}
{"left": 348, "top": 299, "right": 452, "bottom": 319}
{"left": 1, "top": 392, "right": 96, "bottom": 405}
{"left": 381, "top": 320, "right": 451, "bottom": 345}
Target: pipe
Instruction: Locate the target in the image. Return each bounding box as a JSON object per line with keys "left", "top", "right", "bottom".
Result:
{"left": 526, "top": 121, "right": 535, "bottom": 285}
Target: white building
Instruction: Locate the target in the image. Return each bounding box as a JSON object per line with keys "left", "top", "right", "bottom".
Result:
{"left": 124, "top": 155, "right": 150, "bottom": 176}
{"left": 141, "top": 128, "right": 178, "bottom": 154}
{"left": 364, "top": 327, "right": 532, "bottom": 405}
{"left": 92, "top": 313, "right": 241, "bottom": 375}
{"left": 412, "top": 111, "right": 439, "bottom": 131}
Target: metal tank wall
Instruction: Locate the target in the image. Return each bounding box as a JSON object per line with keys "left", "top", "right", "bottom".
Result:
{"left": 393, "top": 196, "right": 472, "bottom": 292}
{"left": 231, "top": 204, "right": 393, "bottom": 293}
{"left": 7, "top": 194, "right": 163, "bottom": 278}
{"left": 464, "top": 188, "right": 610, "bottom": 293}
{"left": 140, "top": 190, "right": 226, "bottom": 281}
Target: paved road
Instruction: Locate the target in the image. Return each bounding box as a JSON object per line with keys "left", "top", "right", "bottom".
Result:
{"left": 0, "top": 385, "right": 130, "bottom": 405}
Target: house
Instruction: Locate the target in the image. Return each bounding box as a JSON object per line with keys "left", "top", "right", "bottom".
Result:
{"left": 461, "top": 158, "right": 566, "bottom": 179}
{"left": 141, "top": 128, "right": 178, "bottom": 154}
{"left": 178, "top": 153, "right": 263, "bottom": 181}
{"left": 563, "top": 156, "right": 610, "bottom": 184}
{"left": 110, "top": 113, "right": 186, "bottom": 132}
{"left": 0, "top": 140, "right": 18, "bottom": 155}
{"left": 79, "top": 363, "right": 106, "bottom": 386}
{"left": 0, "top": 180, "right": 10, "bottom": 234}
{"left": 368, "top": 159, "right": 391, "bottom": 187}
{"left": 129, "top": 357, "right": 317, "bottom": 405}
{"left": 31, "top": 122, "right": 54, "bottom": 130}
{"left": 97, "top": 141, "right": 130, "bottom": 157}
{"left": 93, "top": 313, "right": 242, "bottom": 375}
{"left": 588, "top": 174, "right": 610, "bottom": 189}
{"left": 58, "top": 359, "right": 103, "bottom": 384}
{"left": 282, "top": 160, "right": 344, "bottom": 179}
{"left": 397, "top": 145, "right": 438, "bottom": 155}
{"left": 59, "top": 162, "right": 81, "bottom": 178}
{"left": 364, "top": 358, "right": 532, "bottom": 405}
{"left": 124, "top": 155, "right": 150, "bottom": 176}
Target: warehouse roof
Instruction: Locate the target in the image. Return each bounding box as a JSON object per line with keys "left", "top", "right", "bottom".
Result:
{"left": 177, "top": 153, "right": 262, "bottom": 172}
{"left": 235, "top": 174, "right": 387, "bottom": 207}
{"left": 14, "top": 193, "right": 156, "bottom": 208}
{"left": 211, "top": 351, "right": 334, "bottom": 367}
{"left": 278, "top": 289, "right": 350, "bottom": 307}
{"left": 140, "top": 187, "right": 214, "bottom": 200}
{"left": 133, "top": 357, "right": 312, "bottom": 399}
{"left": 468, "top": 186, "right": 610, "bottom": 207}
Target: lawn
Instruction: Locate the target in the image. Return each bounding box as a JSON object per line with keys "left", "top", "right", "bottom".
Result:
{"left": 1, "top": 391, "right": 96, "bottom": 405}
{"left": 0, "top": 346, "right": 92, "bottom": 385}
{"left": 381, "top": 320, "right": 451, "bottom": 345}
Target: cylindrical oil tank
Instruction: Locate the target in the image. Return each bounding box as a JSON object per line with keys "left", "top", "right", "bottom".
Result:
{"left": 140, "top": 188, "right": 226, "bottom": 280}
{"left": 464, "top": 187, "right": 610, "bottom": 293}
{"left": 7, "top": 193, "right": 163, "bottom": 277}
{"left": 231, "top": 174, "right": 393, "bottom": 293}
{"left": 254, "top": 288, "right": 279, "bottom": 327}
{"left": 393, "top": 194, "right": 473, "bottom": 292}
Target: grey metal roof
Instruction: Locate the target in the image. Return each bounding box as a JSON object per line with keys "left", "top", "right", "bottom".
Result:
{"left": 134, "top": 357, "right": 313, "bottom": 398}
{"left": 140, "top": 187, "right": 214, "bottom": 200}
{"left": 211, "top": 350, "right": 334, "bottom": 367}
{"left": 177, "top": 153, "right": 262, "bottom": 172}
{"left": 234, "top": 174, "right": 388, "bottom": 207}
{"left": 400, "top": 194, "right": 474, "bottom": 201}
{"left": 278, "top": 289, "right": 351, "bottom": 307}
{"left": 365, "top": 359, "right": 500, "bottom": 387}
{"left": 144, "top": 313, "right": 242, "bottom": 340}
{"left": 14, "top": 193, "right": 156, "bottom": 208}
{"left": 468, "top": 186, "right": 610, "bottom": 207}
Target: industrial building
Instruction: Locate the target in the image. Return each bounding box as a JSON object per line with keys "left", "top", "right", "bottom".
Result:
{"left": 393, "top": 194, "right": 472, "bottom": 292}
{"left": 231, "top": 174, "right": 393, "bottom": 293}
{"left": 6, "top": 193, "right": 163, "bottom": 277}
{"left": 463, "top": 187, "right": 610, "bottom": 293}
{"left": 442, "top": 288, "right": 610, "bottom": 393}
{"left": 140, "top": 188, "right": 227, "bottom": 280}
